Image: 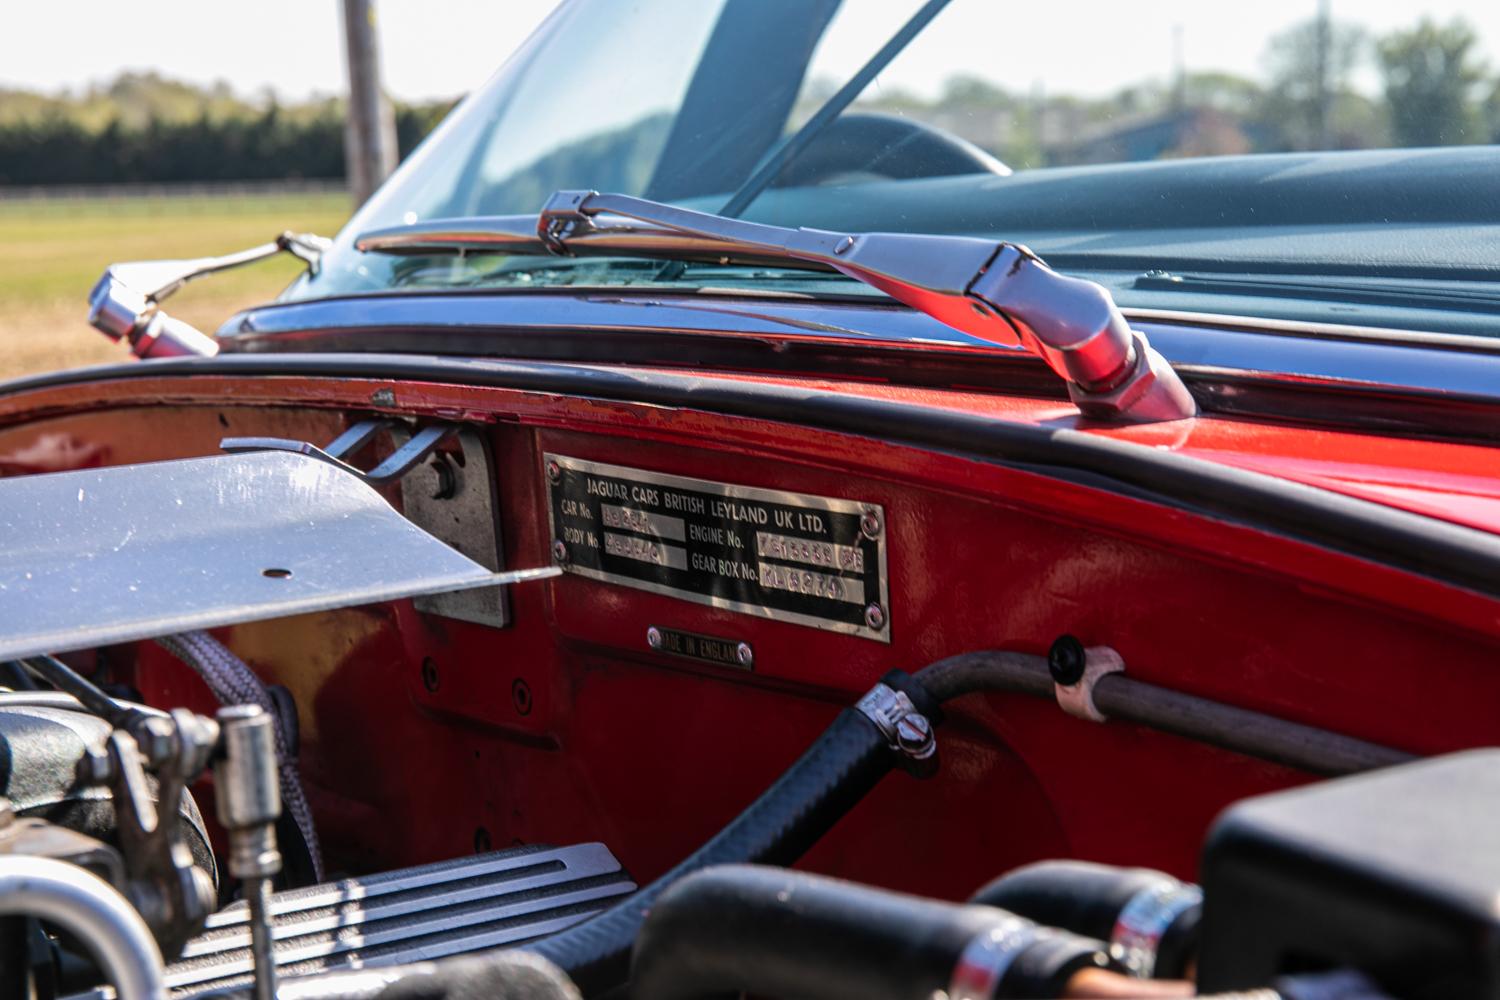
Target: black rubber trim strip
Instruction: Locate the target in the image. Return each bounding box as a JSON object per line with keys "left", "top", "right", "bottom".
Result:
{"left": 4, "top": 352, "right": 1500, "bottom": 600}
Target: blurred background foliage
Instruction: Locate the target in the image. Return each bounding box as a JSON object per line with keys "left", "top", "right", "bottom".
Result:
{"left": 1, "top": 14, "right": 1496, "bottom": 185}
{"left": 0, "top": 73, "right": 452, "bottom": 185}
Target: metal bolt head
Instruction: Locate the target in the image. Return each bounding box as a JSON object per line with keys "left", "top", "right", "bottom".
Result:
{"left": 76, "top": 748, "right": 114, "bottom": 786}
{"left": 552, "top": 539, "right": 569, "bottom": 564}
{"left": 860, "top": 508, "right": 882, "bottom": 539}
{"left": 735, "top": 642, "right": 755, "bottom": 668}
{"left": 546, "top": 459, "right": 562, "bottom": 485}
{"left": 132, "top": 715, "right": 177, "bottom": 766}
{"left": 864, "top": 603, "right": 887, "bottom": 630}
{"left": 646, "top": 626, "right": 663, "bottom": 649}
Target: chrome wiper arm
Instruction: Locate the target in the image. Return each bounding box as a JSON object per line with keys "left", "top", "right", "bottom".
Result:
{"left": 540, "top": 191, "right": 1196, "bottom": 424}
{"left": 357, "top": 191, "right": 1195, "bottom": 423}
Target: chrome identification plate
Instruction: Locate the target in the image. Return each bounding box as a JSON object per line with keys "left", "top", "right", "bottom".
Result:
{"left": 545, "top": 454, "right": 889, "bottom": 641}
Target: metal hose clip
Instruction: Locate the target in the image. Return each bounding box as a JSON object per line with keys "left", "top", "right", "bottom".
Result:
{"left": 855, "top": 682, "right": 937, "bottom": 775}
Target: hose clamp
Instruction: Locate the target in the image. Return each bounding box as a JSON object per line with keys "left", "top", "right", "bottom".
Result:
{"left": 855, "top": 683, "right": 936, "bottom": 761}
{"left": 1110, "top": 879, "right": 1202, "bottom": 978}
{"left": 1054, "top": 646, "right": 1125, "bottom": 723}
{"left": 949, "top": 917, "right": 1038, "bottom": 1000}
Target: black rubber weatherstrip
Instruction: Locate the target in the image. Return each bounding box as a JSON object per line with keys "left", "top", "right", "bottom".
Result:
{"left": 5, "top": 352, "right": 1500, "bottom": 600}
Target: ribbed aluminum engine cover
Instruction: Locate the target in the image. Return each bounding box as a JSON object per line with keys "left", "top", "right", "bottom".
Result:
{"left": 166, "top": 842, "right": 633, "bottom": 996}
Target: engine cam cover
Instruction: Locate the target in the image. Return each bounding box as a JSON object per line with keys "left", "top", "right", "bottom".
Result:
{"left": 165, "top": 841, "right": 635, "bottom": 996}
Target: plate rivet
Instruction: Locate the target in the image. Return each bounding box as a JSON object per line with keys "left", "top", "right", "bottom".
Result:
{"left": 860, "top": 507, "right": 882, "bottom": 539}
{"left": 646, "top": 626, "right": 663, "bottom": 649}
{"left": 546, "top": 460, "right": 562, "bottom": 484}
{"left": 552, "top": 539, "right": 569, "bottom": 564}
{"left": 736, "top": 642, "right": 755, "bottom": 668}
{"left": 864, "top": 603, "right": 887, "bottom": 630}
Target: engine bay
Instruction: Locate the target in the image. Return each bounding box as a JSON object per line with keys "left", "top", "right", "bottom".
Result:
{"left": 0, "top": 377, "right": 1497, "bottom": 1000}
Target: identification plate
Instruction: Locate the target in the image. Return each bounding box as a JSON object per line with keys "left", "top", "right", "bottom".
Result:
{"left": 545, "top": 454, "right": 889, "bottom": 641}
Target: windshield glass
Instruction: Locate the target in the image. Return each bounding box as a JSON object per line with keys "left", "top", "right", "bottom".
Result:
{"left": 289, "top": 0, "right": 1500, "bottom": 334}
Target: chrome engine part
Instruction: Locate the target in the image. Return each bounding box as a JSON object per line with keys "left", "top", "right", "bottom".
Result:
{"left": 161, "top": 843, "right": 633, "bottom": 997}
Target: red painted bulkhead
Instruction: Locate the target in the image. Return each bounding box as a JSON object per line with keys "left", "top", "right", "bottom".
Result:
{"left": 1, "top": 369, "right": 1497, "bottom": 902}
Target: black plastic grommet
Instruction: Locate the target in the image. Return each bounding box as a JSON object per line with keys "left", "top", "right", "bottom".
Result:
{"left": 1048, "top": 635, "right": 1087, "bottom": 686}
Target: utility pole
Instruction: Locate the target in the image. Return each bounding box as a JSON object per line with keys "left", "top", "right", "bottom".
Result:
{"left": 341, "top": 0, "right": 398, "bottom": 207}
{"left": 1314, "top": 0, "right": 1332, "bottom": 148}
{"left": 1172, "top": 24, "right": 1186, "bottom": 111}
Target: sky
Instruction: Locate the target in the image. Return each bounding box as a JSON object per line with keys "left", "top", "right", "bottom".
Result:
{"left": 2, "top": 1, "right": 1499, "bottom": 104}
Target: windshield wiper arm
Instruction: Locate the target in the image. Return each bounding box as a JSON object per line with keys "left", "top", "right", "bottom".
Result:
{"left": 358, "top": 191, "right": 1196, "bottom": 424}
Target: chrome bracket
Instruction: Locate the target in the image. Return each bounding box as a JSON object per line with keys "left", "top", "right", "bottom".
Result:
{"left": 855, "top": 683, "right": 936, "bottom": 763}
{"left": 399, "top": 427, "right": 513, "bottom": 629}
{"left": 221, "top": 419, "right": 458, "bottom": 487}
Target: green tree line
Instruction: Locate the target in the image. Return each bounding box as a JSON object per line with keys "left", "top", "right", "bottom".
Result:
{"left": 0, "top": 76, "right": 451, "bottom": 185}
{"left": 0, "top": 14, "right": 1495, "bottom": 187}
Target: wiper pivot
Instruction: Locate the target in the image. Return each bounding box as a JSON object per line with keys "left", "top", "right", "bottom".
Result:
{"left": 537, "top": 191, "right": 1195, "bottom": 424}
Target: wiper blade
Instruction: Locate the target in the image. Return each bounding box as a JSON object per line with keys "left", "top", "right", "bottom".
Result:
{"left": 357, "top": 192, "right": 1195, "bottom": 424}
{"left": 357, "top": 213, "right": 842, "bottom": 273}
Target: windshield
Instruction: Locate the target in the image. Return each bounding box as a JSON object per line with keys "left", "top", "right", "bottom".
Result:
{"left": 289, "top": 0, "right": 1500, "bottom": 334}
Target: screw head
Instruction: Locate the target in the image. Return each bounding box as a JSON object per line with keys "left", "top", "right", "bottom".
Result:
{"left": 552, "top": 539, "right": 569, "bottom": 564}
{"left": 860, "top": 508, "right": 882, "bottom": 539}
{"left": 895, "top": 714, "right": 935, "bottom": 758}
{"left": 735, "top": 642, "right": 755, "bottom": 668}
{"left": 864, "top": 603, "right": 886, "bottom": 630}
{"left": 511, "top": 678, "right": 532, "bottom": 716}
{"left": 646, "top": 626, "right": 663, "bottom": 650}
{"left": 546, "top": 459, "right": 562, "bottom": 485}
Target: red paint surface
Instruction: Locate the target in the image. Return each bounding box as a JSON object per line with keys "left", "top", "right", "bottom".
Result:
{"left": 0, "top": 369, "right": 1497, "bottom": 898}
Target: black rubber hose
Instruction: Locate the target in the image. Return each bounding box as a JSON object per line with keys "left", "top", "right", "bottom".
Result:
{"left": 521, "top": 701, "right": 905, "bottom": 995}
{"left": 969, "top": 860, "right": 1201, "bottom": 980}
{"left": 630, "top": 864, "right": 1108, "bottom": 1000}
{"left": 912, "top": 650, "right": 1412, "bottom": 776}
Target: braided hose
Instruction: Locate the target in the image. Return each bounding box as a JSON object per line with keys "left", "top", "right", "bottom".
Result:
{"left": 157, "top": 631, "right": 325, "bottom": 882}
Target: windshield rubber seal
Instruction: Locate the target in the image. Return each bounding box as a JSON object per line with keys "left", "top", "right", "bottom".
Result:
{"left": 5, "top": 352, "right": 1500, "bottom": 604}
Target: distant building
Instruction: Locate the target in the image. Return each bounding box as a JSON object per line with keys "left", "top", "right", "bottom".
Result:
{"left": 1050, "top": 107, "right": 1254, "bottom": 165}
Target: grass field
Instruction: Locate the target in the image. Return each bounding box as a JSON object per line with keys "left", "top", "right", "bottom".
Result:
{"left": 0, "top": 193, "right": 350, "bottom": 378}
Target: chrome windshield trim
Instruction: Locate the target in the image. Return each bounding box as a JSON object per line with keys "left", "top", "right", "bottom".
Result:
{"left": 218, "top": 292, "right": 1500, "bottom": 404}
